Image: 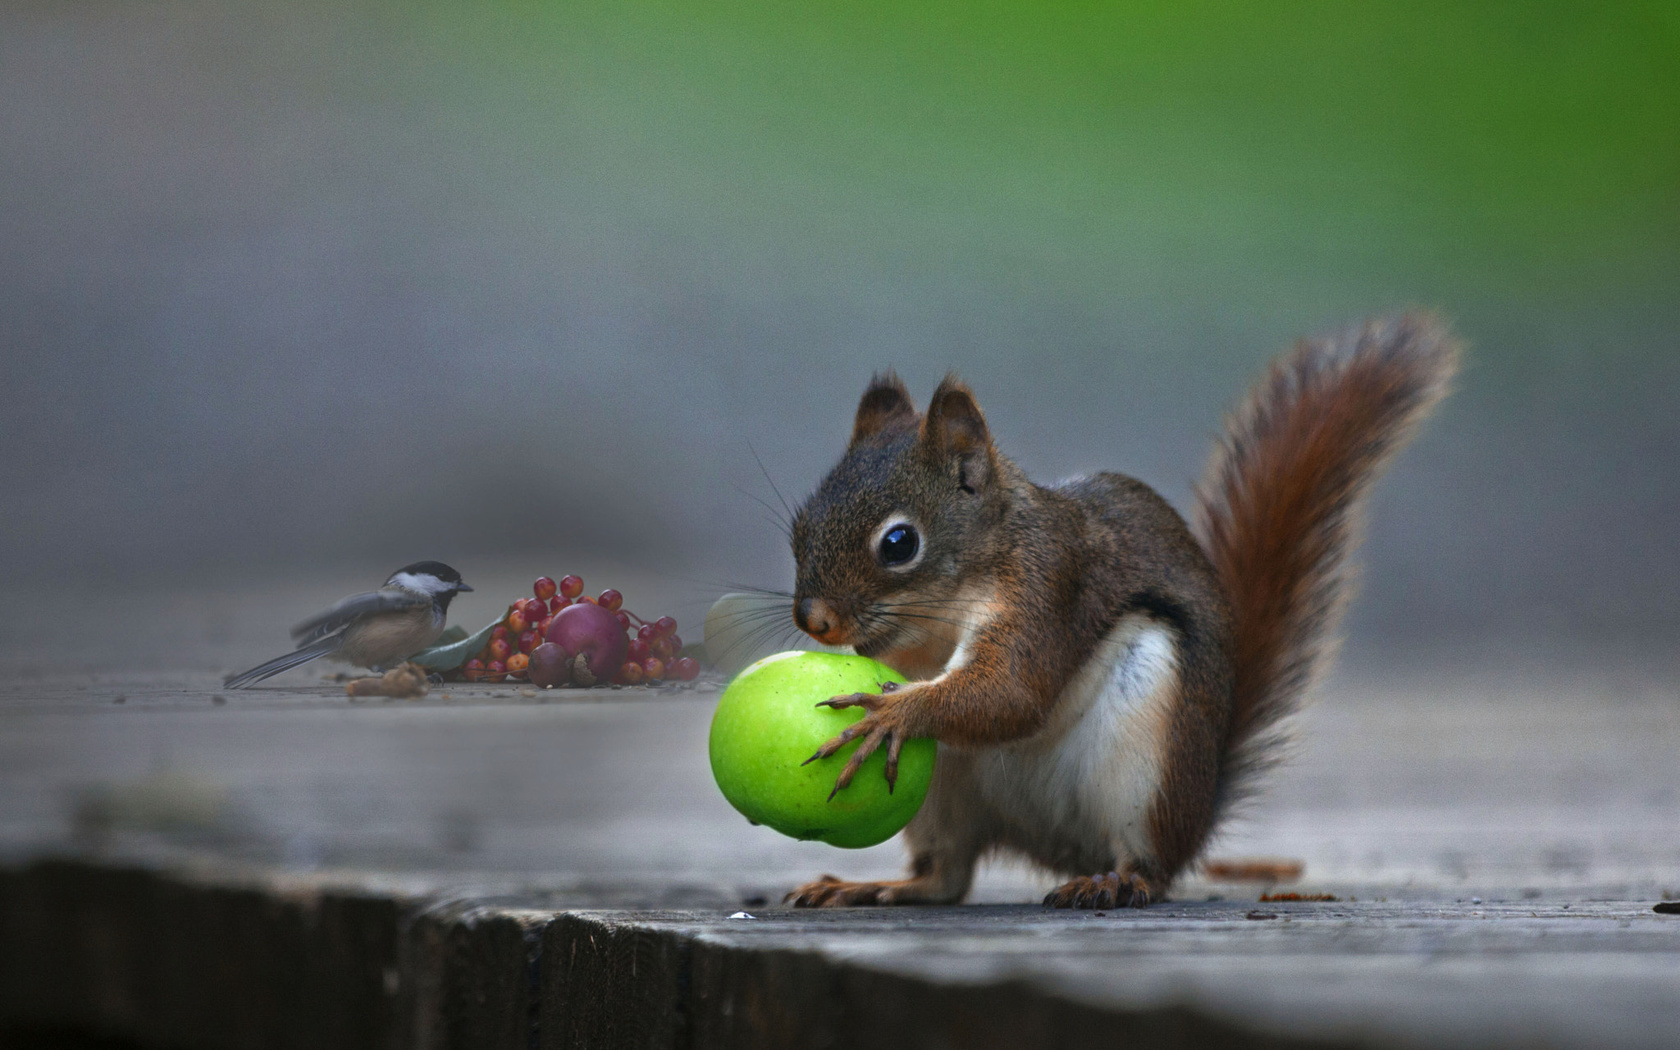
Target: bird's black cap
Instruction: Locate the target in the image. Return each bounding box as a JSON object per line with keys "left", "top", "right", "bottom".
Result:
{"left": 392, "top": 561, "right": 470, "bottom": 589}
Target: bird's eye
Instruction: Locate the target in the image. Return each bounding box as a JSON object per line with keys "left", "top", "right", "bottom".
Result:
{"left": 878, "top": 524, "right": 920, "bottom": 567}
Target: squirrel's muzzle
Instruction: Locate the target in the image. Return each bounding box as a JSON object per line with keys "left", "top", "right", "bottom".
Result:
{"left": 794, "top": 597, "right": 848, "bottom": 646}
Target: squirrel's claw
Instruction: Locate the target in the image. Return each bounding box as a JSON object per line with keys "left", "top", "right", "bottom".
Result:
{"left": 815, "top": 690, "right": 886, "bottom": 712}
{"left": 827, "top": 723, "right": 892, "bottom": 799}
{"left": 882, "top": 732, "right": 905, "bottom": 793}
{"left": 800, "top": 719, "right": 866, "bottom": 766}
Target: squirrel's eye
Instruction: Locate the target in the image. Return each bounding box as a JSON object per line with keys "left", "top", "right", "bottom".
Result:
{"left": 878, "top": 524, "right": 920, "bottom": 567}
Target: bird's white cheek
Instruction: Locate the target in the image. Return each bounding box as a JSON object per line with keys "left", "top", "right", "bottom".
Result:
{"left": 388, "top": 572, "right": 452, "bottom": 596}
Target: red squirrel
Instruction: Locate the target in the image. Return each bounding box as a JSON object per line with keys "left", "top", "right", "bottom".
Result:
{"left": 783, "top": 313, "right": 1459, "bottom": 908}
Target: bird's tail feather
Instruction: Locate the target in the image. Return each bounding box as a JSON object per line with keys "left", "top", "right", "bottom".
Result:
{"left": 222, "top": 635, "right": 341, "bottom": 690}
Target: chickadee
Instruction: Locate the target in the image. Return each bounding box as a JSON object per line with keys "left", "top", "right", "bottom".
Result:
{"left": 223, "top": 561, "right": 473, "bottom": 689}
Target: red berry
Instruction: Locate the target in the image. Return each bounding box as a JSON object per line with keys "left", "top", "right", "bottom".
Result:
{"left": 650, "top": 638, "right": 674, "bottom": 661}
{"left": 507, "top": 609, "right": 530, "bottom": 634}
{"left": 550, "top": 596, "right": 571, "bottom": 614}
{"left": 667, "top": 633, "right": 682, "bottom": 653}
{"left": 672, "top": 656, "right": 699, "bottom": 681}
{"left": 518, "top": 629, "right": 541, "bottom": 654}
{"left": 489, "top": 637, "right": 513, "bottom": 662}
{"left": 619, "top": 661, "right": 644, "bottom": 685}
{"left": 576, "top": 595, "right": 597, "bottom": 605}
{"left": 626, "top": 638, "right": 650, "bottom": 664}
{"left": 598, "top": 589, "right": 623, "bottom": 612}
{"left": 642, "top": 657, "right": 665, "bottom": 681}
{"left": 492, "top": 625, "right": 510, "bottom": 643}
{"left": 654, "top": 616, "right": 678, "bottom": 638}
{"left": 637, "top": 623, "right": 657, "bottom": 642}
{"left": 534, "top": 577, "right": 558, "bottom": 602}
{"left": 559, "top": 575, "right": 584, "bottom": 600}
{"left": 615, "top": 611, "right": 631, "bottom": 631}
{"left": 485, "top": 659, "right": 507, "bottom": 682}
{"left": 537, "top": 616, "right": 553, "bottom": 637}
{"left": 506, "top": 652, "right": 530, "bottom": 676}
{"left": 462, "top": 658, "right": 486, "bottom": 682}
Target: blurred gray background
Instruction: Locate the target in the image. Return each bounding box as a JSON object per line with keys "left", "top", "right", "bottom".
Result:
{"left": 3, "top": 0, "right": 1676, "bottom": 670}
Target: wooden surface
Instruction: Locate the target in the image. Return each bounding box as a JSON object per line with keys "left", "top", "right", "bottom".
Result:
{"left": 1, "top": 621, "right": 1678, "bottom": 1047}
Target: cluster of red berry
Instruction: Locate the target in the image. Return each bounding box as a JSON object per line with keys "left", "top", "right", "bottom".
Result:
{"left": 461, "top": 575, "right": 699, "bottom": 686}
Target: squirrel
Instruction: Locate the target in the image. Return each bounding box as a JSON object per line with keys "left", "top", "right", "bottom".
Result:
{"left": 782, "top": 312, "right": 1459, "bottom": 908}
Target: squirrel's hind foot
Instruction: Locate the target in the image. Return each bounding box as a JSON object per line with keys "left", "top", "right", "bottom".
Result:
{"left": 785, "top": 873, "right": 957, "bottom": 907}
{"left": 786, "top": 875, "right": 892, "bottom": 907}
{"left": 1043, "top": 871, "right": 1153, "bottom": 909}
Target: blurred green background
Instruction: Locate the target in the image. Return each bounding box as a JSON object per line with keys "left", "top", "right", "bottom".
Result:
{"left": 1, "top": 0, "right": 1675, "bottom": 658}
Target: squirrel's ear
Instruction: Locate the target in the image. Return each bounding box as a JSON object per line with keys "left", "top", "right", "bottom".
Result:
{"left": 850, "top": 371, "right": 917, "bottom": 446}
{"left": 920, "top": 374, "right": 995, "bottom": 493}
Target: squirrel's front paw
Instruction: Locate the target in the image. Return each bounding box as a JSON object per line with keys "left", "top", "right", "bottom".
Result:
{"left": 802, "top": 689, "right": 919, "bottom": 798}
{"left": 1043, "top": 871, "right": 1154, "bottom": 909}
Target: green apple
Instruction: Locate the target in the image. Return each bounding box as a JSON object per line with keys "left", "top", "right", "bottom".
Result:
{"left": 708, "top": 650, "right": 936, "bottom": 848}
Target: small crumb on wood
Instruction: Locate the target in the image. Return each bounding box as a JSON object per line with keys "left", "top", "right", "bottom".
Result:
{"left": 1204, "top": 858, "right": 1305, "bottom": 882}
{"left": 1246, "top": 911, "right": 1279, "bottom": 920}
{"left": 346, "top": 663, "right": 429, "bottom": 699}
{"left": 1654, "top": 902, "right": 1680, "bottom": 915}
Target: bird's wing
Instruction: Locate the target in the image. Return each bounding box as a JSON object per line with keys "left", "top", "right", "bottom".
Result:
{"left": 289, "top": 588, "right": 428, "bottom": 646}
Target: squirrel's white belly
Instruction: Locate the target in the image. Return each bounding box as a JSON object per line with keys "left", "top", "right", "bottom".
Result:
{"left": 971, "top": 613, "right": 1179, "bottom": 872}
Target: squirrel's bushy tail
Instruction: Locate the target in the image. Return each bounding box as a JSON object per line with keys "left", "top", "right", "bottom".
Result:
{"left": 1195, "top": 312, "right": 1460, "bottom": 810}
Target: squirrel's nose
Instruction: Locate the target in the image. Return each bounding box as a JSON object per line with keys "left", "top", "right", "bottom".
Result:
{"left": 795, "top": 597, "right": 843, "bottom": 644}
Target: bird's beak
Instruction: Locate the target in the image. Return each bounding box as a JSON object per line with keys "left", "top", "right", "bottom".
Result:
{"left": 456, "top": 583, "right": 474, "bottom": 592}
